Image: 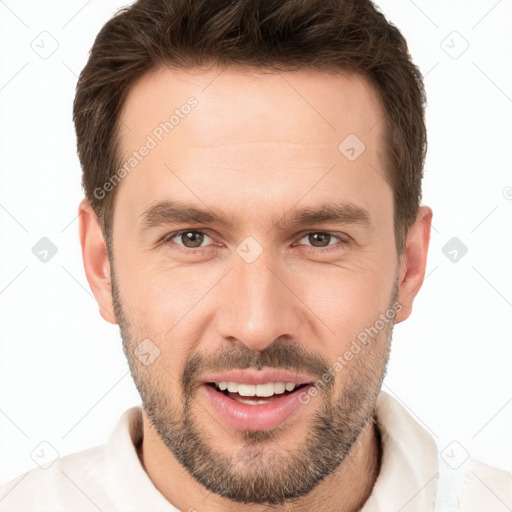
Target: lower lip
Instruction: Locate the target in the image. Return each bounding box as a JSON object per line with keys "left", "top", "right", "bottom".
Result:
{"left": 201, "top": 384, "right": 313, "bottom": 432}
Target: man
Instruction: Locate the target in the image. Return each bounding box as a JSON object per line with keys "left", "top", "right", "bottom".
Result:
{"left": 1, "top": 0, "right": 510, "bottom": 510}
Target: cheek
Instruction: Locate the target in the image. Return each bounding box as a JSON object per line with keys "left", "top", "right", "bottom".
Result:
{"left": 119, "top": 265, "right": 215, "bottom": 358}
{"left": 292, "top": 257, "right": 395, "bottom": 338}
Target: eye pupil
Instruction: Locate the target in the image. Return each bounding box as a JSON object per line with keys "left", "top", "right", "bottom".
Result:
{"left": 309, "top": 233, "right": 330, "bottom": 247}
{"left": 182, "top": 231, "right": 204, "bottom": 248}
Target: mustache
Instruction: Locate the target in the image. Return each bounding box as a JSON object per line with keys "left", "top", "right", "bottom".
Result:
{"left": 181, "top": 339, "right": 333, "bottom": 394}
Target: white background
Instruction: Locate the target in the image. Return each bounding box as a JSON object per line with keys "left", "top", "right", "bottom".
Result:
{"left": 0, "top": 0, "right": 511, "bottom": 485}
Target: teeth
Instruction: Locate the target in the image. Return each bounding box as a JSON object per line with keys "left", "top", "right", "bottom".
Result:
{"left": 216, "top": 381, "right": 298, "bottom": 397}
{"left": 235, "top": 397, "right": 272, "bottom": 405}
{"left": 238, "top": 384, "right": 256, "bottom": 396}
{"left": 256, "top": 383, "right": 274, "bottom": 397}
{"left": 273, "top": 382, "right": 286, "bottom": 394}
{"left": 227, "top": 382, "right": 238, "bottom": 393}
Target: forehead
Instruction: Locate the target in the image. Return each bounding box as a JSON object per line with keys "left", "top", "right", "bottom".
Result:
{"left": 119, "top": 65, "right": 385, "bottom": 150}
{"left": 114, "top": 65, "right": 390, "bottom": 231}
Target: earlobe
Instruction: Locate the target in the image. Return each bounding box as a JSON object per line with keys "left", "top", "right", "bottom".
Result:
{"left": 78, "top": 198, "right": 117, "bottom": 325}
{"left": 394, "top": 206, "right": 433, "bottom": 324}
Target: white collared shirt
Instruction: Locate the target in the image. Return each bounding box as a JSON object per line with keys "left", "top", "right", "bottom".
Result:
{"left": 1, "top": 391, "right": 510, "bottom": 511}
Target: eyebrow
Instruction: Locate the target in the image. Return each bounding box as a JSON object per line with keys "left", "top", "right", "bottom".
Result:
{"left": 138, "top": 199, "right": 372, "bottom": 231}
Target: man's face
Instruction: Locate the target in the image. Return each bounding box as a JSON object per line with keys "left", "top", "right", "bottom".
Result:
{"left": 109, "top": 66, "right": 400, "bottom": 504}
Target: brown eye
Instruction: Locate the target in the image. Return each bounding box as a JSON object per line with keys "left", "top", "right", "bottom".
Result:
{"left": 293, "top": 231, "right": 350, "bottom": 254}
{"left": 179, "top": 231, "right": 205, "bottom": 248}
{"left": 307, "top": 233, "right": 332, "bottom": 247}
{"left": 165, "top": 230, "right": 213, "bottom": 250}
{"left": 298, "top": 232, "right": 344, "bottom": 249}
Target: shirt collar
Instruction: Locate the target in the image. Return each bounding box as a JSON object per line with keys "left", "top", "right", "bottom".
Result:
{"left": 104, "top": 405, "right": 179, "bottom": 512}
{"left": 361, "top": 390, "right": 439, "bottom": 511}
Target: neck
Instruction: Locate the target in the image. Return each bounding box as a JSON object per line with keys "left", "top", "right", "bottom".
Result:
{"left": 138, "top": 414, "right": 381, "bottom": 512}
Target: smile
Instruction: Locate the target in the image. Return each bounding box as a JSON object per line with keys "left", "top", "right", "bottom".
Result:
{"left": 202, "top": 381, "right": 313, "bottom": 431}
{"left": 210, "top": 381, "right": 308, "bottom": 403}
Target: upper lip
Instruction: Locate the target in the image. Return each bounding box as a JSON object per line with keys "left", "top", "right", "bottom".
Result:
{"left": 201, "top": 369, "right": 316, "bottom": 386}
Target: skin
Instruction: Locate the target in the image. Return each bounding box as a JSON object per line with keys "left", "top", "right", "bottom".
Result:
{"left": 79, "top": 65, "right": 432, "bottom": 512}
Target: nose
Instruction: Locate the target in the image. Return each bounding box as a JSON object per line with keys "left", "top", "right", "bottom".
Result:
{"left": 214, "top": 247, "right": 304, "bottom": 352}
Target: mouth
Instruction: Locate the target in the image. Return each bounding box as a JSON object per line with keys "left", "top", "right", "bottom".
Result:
{"left": 201, "top": 381, "right": 314, "bottom": 431}
{"left": 205, "top": 381, "right": 311, "bottom": 404}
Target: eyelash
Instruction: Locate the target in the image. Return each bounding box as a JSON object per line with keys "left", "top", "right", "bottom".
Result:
{"left": 161, "top": 229, "right": 349, "bottom": 254}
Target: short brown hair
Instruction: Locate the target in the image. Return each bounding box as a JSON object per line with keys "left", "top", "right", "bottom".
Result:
{"left": 73, "top": 0, "right": 426, "bottom": 256}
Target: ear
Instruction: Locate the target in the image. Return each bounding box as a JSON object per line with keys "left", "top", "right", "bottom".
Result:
{"left": 394, "top": 205, "right": 433, "bottom": 324}
{"left": 78, "top": 198, "right": 117, "bottom": 324}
